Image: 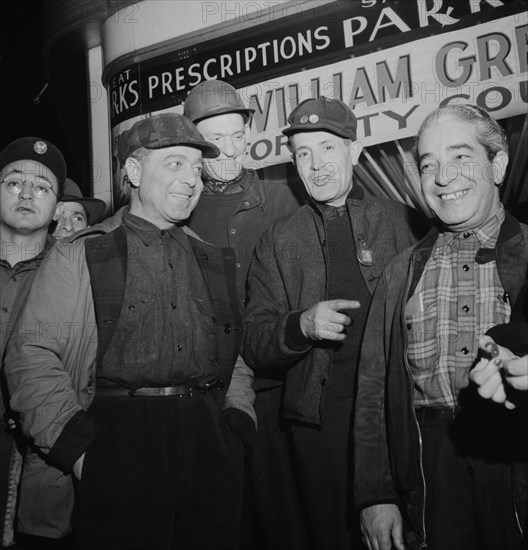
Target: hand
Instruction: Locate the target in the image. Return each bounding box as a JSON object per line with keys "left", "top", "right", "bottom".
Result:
{"left": 471, "top": 336, "right": 518, "bottom": 409}
{"left": 503, "top": 355, "right": 528, "bottom": 392}
{"left": 360, "top": 504, "right": 404, "bottom": 550}
{"left": 73, "top": 453, "right": 85, "bottom": 480}
{"left": 300, "top": 299, "right": 360, "bottom": 342}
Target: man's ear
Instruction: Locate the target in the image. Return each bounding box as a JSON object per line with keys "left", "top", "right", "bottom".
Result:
{"left": 53, "top": 202, "right": 64, "bottom": 221}
{"left": 125, "top": 158, "right": 142, "bottom": 188}
{"left": 492, "top": 151, "right": 509, "bottom": 185}
{"left": 244, "top": 121, "right": 251, "bottom": 142}
{"left": 350, "top": 140, "right": 363, "bottom": 165}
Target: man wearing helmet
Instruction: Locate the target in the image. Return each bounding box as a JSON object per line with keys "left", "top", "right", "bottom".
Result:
{"left": 184, "top": 80, "right": 306, "bottom": 549}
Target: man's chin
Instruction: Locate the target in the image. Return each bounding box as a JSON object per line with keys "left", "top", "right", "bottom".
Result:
{"left": 204, "top": 164, "right": 243, "bottom": 182}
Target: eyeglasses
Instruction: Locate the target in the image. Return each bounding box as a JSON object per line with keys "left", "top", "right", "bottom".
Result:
{"left": 1, "top": 176, "right": 58, "bottom": 199}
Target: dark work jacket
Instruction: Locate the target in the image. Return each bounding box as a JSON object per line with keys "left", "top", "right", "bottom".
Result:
{"left": 85, "top": 223, "right": 242, "bottom": 410}
{"left": 243, "top": 186, "right": 425, "bottom": 424}
{"left": 354, "top": 212, "right": 528, "bottom": 550}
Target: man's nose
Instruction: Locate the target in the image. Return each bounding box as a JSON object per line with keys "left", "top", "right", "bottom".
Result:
{"left": 436, "top": 162, "right": 458, "bottom": 186}
{"left": 222, "top": 137, "right": 235, "bottom": 158}
{"left": 19, "top": 181, "right": 35, "bottom": 200}
{"left": 61, "top": 216, "right": 73, "bottom": 231}
{"left": 180, "top": 166, "right": 197, "bottom": 187}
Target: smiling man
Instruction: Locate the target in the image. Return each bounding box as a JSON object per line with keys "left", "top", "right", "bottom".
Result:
{"left": 242, "top": 97, "right": 424, "bottom": 550}
{"left": 0, "top": 137, "right": 65, "bottom": 548}
{"left": 183, "top": 80, "right": 305, "bottom": 550}
{"left": 354, "top": 104, "right": 528, "bottom": 550}
{"left": 4, "top": 114, "right": 256, "bottom": 550}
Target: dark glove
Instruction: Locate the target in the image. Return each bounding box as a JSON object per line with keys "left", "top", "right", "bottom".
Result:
{"left": 222, "top": 407, "right": 256, "bottom": 452}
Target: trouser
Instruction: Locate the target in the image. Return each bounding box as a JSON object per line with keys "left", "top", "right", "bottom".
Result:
{"left": 1, "top": 430, "right": 15, "bottom": 548}
{"left": 73, "top": 391, "right": 245, "bottom": 550}
{"left": 289, "top": 397, "right": 362, "bottom": 550}
{"left": 417, "top": 404, "right": 525, "bottom": 550}
{"left": 244, "top": 385, "right": 308, "bottom": 550}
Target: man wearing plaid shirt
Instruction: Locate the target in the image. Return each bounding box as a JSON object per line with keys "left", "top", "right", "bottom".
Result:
{"left": 354, "top": 104, "right": 528, "bottom": 550}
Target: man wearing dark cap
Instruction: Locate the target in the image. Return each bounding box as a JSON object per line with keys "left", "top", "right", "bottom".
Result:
{"left": 184, "top": 80, "right": 307, "bottom": 550}
{"left": 52, "top": 178, "right": 106, "bottom": 239}
{"left": 0, "top": 137, "right": 65, "bottom": 548}
{"left": 5, "top": 114, "right": 256, "bottom": 550}
{"left": 243, "top": 97, "right": 425, "bottom": 550}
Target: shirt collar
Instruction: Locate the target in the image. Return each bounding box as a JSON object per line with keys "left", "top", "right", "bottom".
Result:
{"left": 434, "top": 203, "right": 505, "bottom": 256}
{"left": 313, "top": 183, "right": 363, "bottom": 219}
{"left": 123, "top": 209, "right": 188, "bottom": 250}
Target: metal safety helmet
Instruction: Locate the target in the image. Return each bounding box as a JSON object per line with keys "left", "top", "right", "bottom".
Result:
{"left": 183, "top": 80, "right": 255, "bottom": 124}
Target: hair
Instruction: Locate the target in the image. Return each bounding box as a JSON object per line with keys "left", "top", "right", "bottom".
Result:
{"left": 414, "top": 104, "right": 508, "bottom": 165}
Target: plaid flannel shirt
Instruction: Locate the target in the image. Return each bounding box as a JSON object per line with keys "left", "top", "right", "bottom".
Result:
{"left": 406, "top": 204, "right": 511, "bottom": 408}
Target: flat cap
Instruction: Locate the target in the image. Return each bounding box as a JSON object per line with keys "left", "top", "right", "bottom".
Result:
{"left": 283, "top": 97, "right": 357, "bottom": 141}
{"left": 0, "top": 137, "right": 66, "bottom": 185}
{"left": 117, "top": 113, "right": 220, "bottom": 163}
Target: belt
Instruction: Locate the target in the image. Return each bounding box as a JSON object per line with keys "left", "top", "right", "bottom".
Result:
{"left": 96, "top": 380, "right": 225, "bottom": 399}
{"left": 414, "top": 407, "right": 457, "bottom": 422}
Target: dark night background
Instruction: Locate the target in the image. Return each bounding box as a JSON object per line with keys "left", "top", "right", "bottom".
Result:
{"left": 1, "top": 0, "right": 83, "bottom": 182}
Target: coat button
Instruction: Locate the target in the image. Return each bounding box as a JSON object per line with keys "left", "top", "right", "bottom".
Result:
{"left": 461, "top": 347, "right": 469, "bottom": 355}
{"left": 230, "top": 228, "right": 236, "bottom": 235}
{"left": 463, "top": 232, "right": 471, "bottom": 239}
{"left": 243, "top": 201, "right": 250, "bottom": 207}
{"left": 224, "top": 324, "right": 232, "bottom": 334}
{"left": 128, "top": 304, "right": 135, "bottom": 311}
{"left": 463, "top": 264, "right": 470, "bottom": 271}
{"left": 462, "top": 305, "right": 469, "bottom": 313}
{"left": 177, "top": 344, "right": 183, "bottom": 351}
{"left": 171, "top": 303, "right": 177, "bottom": 309}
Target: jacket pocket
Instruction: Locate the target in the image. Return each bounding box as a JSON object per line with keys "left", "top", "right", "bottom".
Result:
{"left": 405, "top": 294, "right": 438, "bottom": 373}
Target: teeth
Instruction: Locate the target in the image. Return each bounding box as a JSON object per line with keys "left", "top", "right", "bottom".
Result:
{"left": 440, "top": 189, "right": 468, "bottom": 201}
{"left": 170, "top": 193, "right": 190, "bottom": 200}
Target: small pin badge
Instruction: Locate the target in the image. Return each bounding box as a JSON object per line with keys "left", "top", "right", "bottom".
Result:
{"left": 300, "top": 115, "right": 308, "bottom": 124}
{"left": 309, "top": 114, "right": 319, "bottom": 123}
{"left": 34, "top": 141, "right": 47, "bottom": 154}
{"left": 357, "top": 248, "right": 374, "bottom": 266}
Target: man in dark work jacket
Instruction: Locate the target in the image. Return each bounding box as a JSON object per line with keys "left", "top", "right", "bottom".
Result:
{"left": 243, "top": 97, "right": 425, "bottom": 550}
{"left": 184, "top": 80, "right": 307, "bottom": 550}
{"left": 5, "top": 114, "right": 256, "bottom": 550}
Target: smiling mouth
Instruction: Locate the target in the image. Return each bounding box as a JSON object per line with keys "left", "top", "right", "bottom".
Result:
{"left": 16, "top": 206, "right": 35, "bottom": 213}
{"left": 170, "top": 193, "right": 192, "bottom": 201}
{"left": 313, "top": 175, "right": 329, "bottom": 186}
{"left": 440, "top": 189, "right": 469, "bottom": 201}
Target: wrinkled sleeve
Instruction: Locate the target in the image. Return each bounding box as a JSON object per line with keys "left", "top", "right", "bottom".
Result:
{"left": 242, "top": 227, "right": 310, "bottom": 371}
{"left": 4, "top": 240, "right": 97, "bottom": 472}
{"left": 223, "top": 354, "right": 256, "bottom": 426}
{"left": 353, "top": 271, "right": 399, "bottom": 510}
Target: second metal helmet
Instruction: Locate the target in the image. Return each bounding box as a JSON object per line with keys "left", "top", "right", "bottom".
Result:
{"left": 183, "top": 80, "right": 255, "bottom": 124}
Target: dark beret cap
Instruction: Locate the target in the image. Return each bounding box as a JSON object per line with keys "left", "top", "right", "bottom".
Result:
{"left": 0, "top": 137, "right": 66, "bottom": 185}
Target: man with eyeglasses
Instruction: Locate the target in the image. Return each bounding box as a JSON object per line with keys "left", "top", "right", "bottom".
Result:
{"left": 0, "top": 137, "right": 66, "bottom": 549}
